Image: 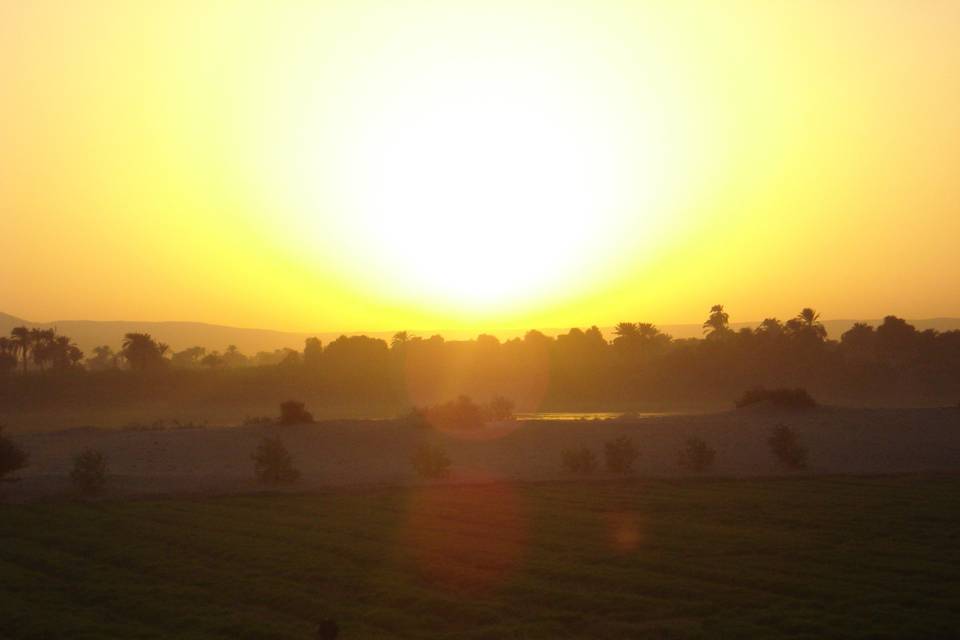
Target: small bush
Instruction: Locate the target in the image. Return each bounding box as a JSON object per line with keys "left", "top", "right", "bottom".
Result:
{"left": 279, "top": 400, "right": 313, "bottom": 425}
{"left": 422, "top": 396, "right": 486, "bottom": 430}
{"left": 252, "top": 436, "right": 301, "bottom": 484}
{"left": 677, "top": 437, "right": 716, "bottom": 473}
{"left": 411, "top": 443, "right": 451, "bottom": 479}
{"left": 561, "top": 446, "right": 598, "bottom": 475}
{"left": 71, "top": 449, "right": 107, "bottom": 495}
{"left": 398, "top": 407, "right": 432, "bottom": 430}
{"left": 604, "top": 436, "right": 640, "bottom": 474}
{"left": 171, "top": 419, "right": 206, "bottom": 430}
{"left": 484, "top": 396, "right": 515, "bottom": 421}
{"left": 736, "top": 387, "right": 817, "bottom": 410}
{"left": 0, "top": 425, "right": 28, "bottom": 481}
{"left": 768, "top": 424, "right": 808, "bottom": 470}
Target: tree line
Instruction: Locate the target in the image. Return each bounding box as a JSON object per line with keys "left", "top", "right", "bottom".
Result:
{"left": 2, "top": 306, "right": 959, "bottom": 410}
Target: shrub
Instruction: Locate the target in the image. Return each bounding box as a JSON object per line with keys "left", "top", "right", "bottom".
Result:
{"left": 252, "top": 436, "right": 301, "bottom": 484}
{"left": 279, "top": 400, "right": 313, "bottom": 425}
{"left": 398, "top": 407, "right": 432, "bottom": 430}
{"left": 604, "top": 436, "right": 640, "bottom": 474}
{"left": 484, "top": 396, "right": 515, "bottom": 421}
{"left": 411, "top": 443, "right": 451, "bottom": 479}
{"left": 561, "top": 446, "right": 598, "bottom": 475}
{"left": 0, "top": 425, "right": 28, "bottom": 481}
{"left": 71, "top": 449, "right": 107, "bottom": 495}
{"left": 423, "top": 396, "right": 485, "bottom": 430}
{"left": 677, "top": 437, "right": 716, "bottom": 473}
{"left": 736, "top": 387, "right": 817, "bottom": 410}
{"left": 171, "top": 419, "right": 206, "bottom": 430}
{"left": 768, "top": 424, "right": 808, "bottom": 470}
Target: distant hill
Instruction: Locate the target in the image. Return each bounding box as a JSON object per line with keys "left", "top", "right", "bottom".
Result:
{"left": 2, "top": 311, "right": 959, "bottom": 357}
{"left": 0, "top": 312, "right": 373, "bottom": 356}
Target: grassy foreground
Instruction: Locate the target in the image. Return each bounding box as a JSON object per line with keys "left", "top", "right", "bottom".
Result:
{"left": 1, "top": 477, "right": 958, "bottom": 639}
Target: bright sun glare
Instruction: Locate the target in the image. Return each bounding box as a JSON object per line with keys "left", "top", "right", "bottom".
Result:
{"left": 258, "top": 7, "right": 686, "bottom": 315}
{"left": 338, "top": 65, "right": 630, "bottom": 307}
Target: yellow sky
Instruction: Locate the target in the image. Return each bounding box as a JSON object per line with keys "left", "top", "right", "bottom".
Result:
{"left": 2, "top": 1, "right": 958, "bottom": 333}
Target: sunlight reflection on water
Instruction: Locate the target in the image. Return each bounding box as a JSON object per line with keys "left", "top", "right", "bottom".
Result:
{"left": 515, "top": 412, "right": 670, "bottom": 421}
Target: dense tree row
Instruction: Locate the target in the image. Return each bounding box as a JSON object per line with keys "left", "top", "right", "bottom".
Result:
{"left": 2, "top": 306, "right": 959, "bottom": 409}
{"left": 0, "top": 327, "right": 83, "bottom": 374}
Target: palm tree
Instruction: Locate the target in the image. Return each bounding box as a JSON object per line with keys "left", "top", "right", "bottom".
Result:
{"left": 702, "top": 305, "right": 730, "bottom": 336}
{"left": 611, "top": 322, "right": 640, "bottom": 353}
{"left": 793, "top": 308, "right": 827, "bottom": 340}
{"left": 636, "top": 323, "right": 662, "bottom": 339}
{"left": 613, "top": 322, "right": 639, "bottom": 340}
{"left": 121, "top": 333, "right": 165, "bottom": 370}
{"left": 755, "top": 318, "right": 783, "bottom": 337}
{"left": 10, "top": 326, "right": 32, "bottom": 374}
{"left": 0, "top": 337, "right": 16, "bottom": 375}
{"left": 797, "top": 307, "right": 821, "bottom": 328}
{"left": 29, "top": 328, "right": 56, "bottom": 372}
{"left": 47, "top": 335, "right": 82, "bottom": 370}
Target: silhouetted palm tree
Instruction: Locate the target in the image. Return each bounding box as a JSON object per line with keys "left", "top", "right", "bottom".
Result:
{"left": 10, "top": 326, "right": 32, "bottom": 374}
{"left": 0, "top": 337, "right": 16, "bottom": 375}
{"left": 55, "top": 335, "right": 83, "bottom": 369}
{"left": 703, "top": 305, "right": 730, "bottom": 336}
{"left": 755, "top": 318, "right": 784, "bottom": 337}
{"left": 797, "top": 308, "right": 822, "bottom": 328}
{"left": 391, "top": 331, "right": 411, "bottom": 349}
{"left": 790, "top": 308, "right": 827, "bottom": 340}
{"left": 636, "top": 323, "right": 662, "bottom": 339}
{"left": 614, "top": 323, "right": 639, "bottom": 339}
{"left": 30, "top": 328, "right": 56, "bottom": 372}
{"left": 121, "top": 333, "right": 166, "bottom": 370}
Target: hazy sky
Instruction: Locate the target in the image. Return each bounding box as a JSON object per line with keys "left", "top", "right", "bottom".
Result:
{"left": 2, "top": 1, "right": 958, "bottom": 332}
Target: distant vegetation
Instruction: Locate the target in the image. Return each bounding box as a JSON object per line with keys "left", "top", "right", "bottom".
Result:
{"left": 561, "top": 446, "right": 598, "bottom": 475}
{"left": 0, "top": 425, "right": 28, "bottom": 481}
{"left": 70, "top": 449, "right": 107, "bottom": 495}
{"left": 604, "top": 436, "right": 640, "bottom": 474}
{"left": 252, "top": 437, "right": 300, "bottom": 485}
{"left": 2, "top": 307, "right": 959, "bottom": 413}
{"left": 404, "top": 395, "right": 515, "bottom": 431}
{"left": 677, "top": 437, "right": 716, "bottom": 473}
{"left": 768, "top": 424, "right": 809, "bottom": 470}
{"left": 279, "top": 400, "right": 314, "bottom": 425}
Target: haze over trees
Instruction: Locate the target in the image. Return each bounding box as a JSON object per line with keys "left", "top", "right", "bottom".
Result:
{"left": 1, "top": 307, "right": 959, "bottom": 412}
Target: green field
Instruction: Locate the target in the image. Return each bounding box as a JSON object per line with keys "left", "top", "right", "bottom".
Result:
{"left": 2, "top": 477, "right": 958, "bottom": 639}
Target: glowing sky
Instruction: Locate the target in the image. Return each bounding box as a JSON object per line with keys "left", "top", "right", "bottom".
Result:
{"left": 2, "top": 1, "right": 958, "bottom": 332}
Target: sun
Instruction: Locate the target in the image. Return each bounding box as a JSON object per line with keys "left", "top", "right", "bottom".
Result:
{"left": 332, "top": 62, "right": 631, "bottom": 309}
{"left": 253, "top": 5, "right": 686, "bottom": 317}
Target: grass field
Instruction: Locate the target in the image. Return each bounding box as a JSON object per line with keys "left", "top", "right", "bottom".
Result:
{"left": 2, "top": 477, "right": 958, "bottom": 639}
